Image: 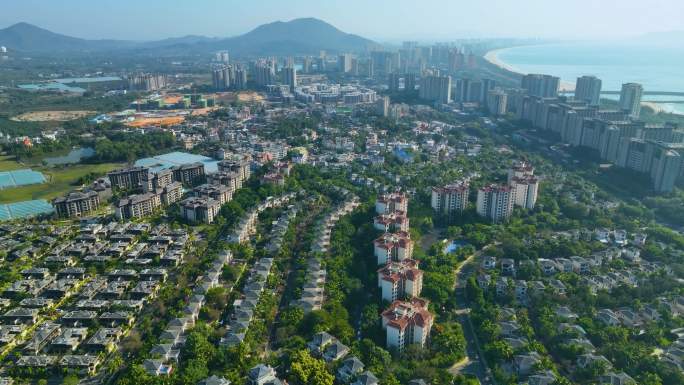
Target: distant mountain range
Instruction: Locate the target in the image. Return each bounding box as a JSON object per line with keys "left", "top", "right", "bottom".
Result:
{"left": 0, "top": 18, "right": 378, "bottom": 55}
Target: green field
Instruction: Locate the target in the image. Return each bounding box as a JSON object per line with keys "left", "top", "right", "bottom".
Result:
{"left": 0, "top": 156, "right": 26, "bottom": 172}
{"left": 0, "top": 156, "right": 122, "bottom": 203}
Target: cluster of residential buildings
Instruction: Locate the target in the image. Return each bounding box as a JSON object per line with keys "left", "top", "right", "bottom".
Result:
{"left": 144, "top": 249, "right": 232, "bottom": 376}
{"left": 481, "top": 299, "right": 637, "bottom": 383}
{"left": 126, "top": 73, "right": 167, "bottom": 91}
{"left": 108, "top": 164, "right": 203, "bottom": 220}
{"left": 307, "top": 331, "right": 350, "bottom": 363}
{"left": 211, "top": 64, "right": 248, "bottom": 91}
{"left": 478, "top": 241, "right": 668, "bottom": 304}
{"left": 472, "top": 221, "right": 680, "bottom": 382}
{"left": 372, "top": 193, "right": 432, "bottom": 351}
{"left": 294, "top": 191, "right": 359, "bottom": 313}
{"left": 0, "top": 221, "right": 193, "bottom": 376}
{"left": 227, "top": 193, "right": 297, "bottom": 244}
{"left": 488, "top": 306, "right": 555, "bottom": 382}
{"left": 291, "top": 84, "right": 378, "bottom": 105}
{"left": 180, "top": 183, "right": 232, "bottom": 224}
{"left": 494, "top": 74, "right": 683, "bottom": 192}
{"left": 220, "top": 205, "right": 298, "bottom": 348}
{"left": 53, "top": 191, "right": 102, "bottom": 219}
{"left": 98, "top": 154, "right": 253, "bottom": 223}
{"left": 430, "top": 161, "right": 539, "bottom": 222}
{"left": 373, "top": 194, "right": 410, "bottom": 232}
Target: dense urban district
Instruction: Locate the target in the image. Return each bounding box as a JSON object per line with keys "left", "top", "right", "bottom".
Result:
{"left": 0, "top": 21, "right": 683, "bottom": 385}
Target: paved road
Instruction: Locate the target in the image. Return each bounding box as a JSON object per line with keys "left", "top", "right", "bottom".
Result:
{"left": 450, "top": 247, "right": 496, "bottom": 385}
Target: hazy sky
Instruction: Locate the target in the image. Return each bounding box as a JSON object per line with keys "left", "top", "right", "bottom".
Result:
{"left": 1, "top": 0, "right": 683, "bottom": 41}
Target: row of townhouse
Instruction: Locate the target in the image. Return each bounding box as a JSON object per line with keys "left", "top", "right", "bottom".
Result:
{"left": 594, "top": 228, "right": 647, "bottom": 247}
{"left": 220, "top": 206, "right": 299, "bottom": 347}
{"left": 311, "top": 197, "right": 360, "bottom": 254}
{"left": 219, "top": 256, "right": 274, "bottom": 347}
{"left": 597, "top": 296, "right": 684, "bottom": 330}
{"left": 265, "top": 205, "right": 298, "bottom": 254}
{"left": 482, "top": 249, "right": 640, "bottom": 278}
{"left": 144, "top": 250, "right": 232, "bottom": 376}
{"left": 663, "top": 327, "right": 684, "bottom": 372}
{"left": 227, "top": 192, "right": 299, "bottom": 244}
{"left": 477, "top": 274, "right": 568, "bottom": 299}
{"left": 38, "top": 224, "right": 188, "bottom": 268}
{"left": 295, "top": 194, "right": 359, "bottom": 313}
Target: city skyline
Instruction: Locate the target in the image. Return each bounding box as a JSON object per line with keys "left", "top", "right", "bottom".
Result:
{"left": 1, "top": 0, "right": 684, "bottom": 42}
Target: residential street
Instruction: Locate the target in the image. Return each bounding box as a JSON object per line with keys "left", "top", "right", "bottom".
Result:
{"left": 450, "top": 246, "right": 496, "bottom": 385}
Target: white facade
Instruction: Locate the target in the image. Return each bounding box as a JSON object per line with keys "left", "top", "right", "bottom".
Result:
{"left": 373, "top": 232, "right": 413, "bottom": 265}
{"left": 377, "top": 260, "right": 423, "bottom": 301}
{"left": 373, "top": 212, "right": 409, "bottom": 233}
{"left": 385, "top": 324, "right": 403, "bottom": 350}
{"left": 180, "top": 197, "right": 221, "bottom": 224}
{"left": 575, "top": 75, "right": 602, "bottom": 106}
{"left": 381, "top": 298, "right": 433, "bottom": 351}
{"left": 486, "top": 89, "right": 508, "bottom": 116}
{"left": 619, "top": 83, "right": 643, "bottom": 119}
{"left": 511, "top": 177, "right": 539, "bottom": 209}
{"left": 375, "top": 193, "right": 408, "bottom": 214}
{"left": 476, "top": 184, "right": 514, "bottom": 222}
{"left": 431, "top": 181, "right": 469, "bottom": 215}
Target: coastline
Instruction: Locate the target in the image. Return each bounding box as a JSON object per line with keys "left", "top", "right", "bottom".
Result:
{"left": 483, "top": 45, "right": 684, "bottom": 116}
{"left": 483, "top": 48, "right": 522, "bottom": 74}
{"left": 484, "top": 46, "right": 575, "bottom": 91}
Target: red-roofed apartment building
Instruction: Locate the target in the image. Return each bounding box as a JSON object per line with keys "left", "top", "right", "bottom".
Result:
{"left": 377, "top": 259, "right": 423, "bottom": 301}
{"left": 381, "top": 298, "right": 433, "bottom": 350}
{"left": 373, "top": 231, "right": 414, "bottom": 265}
{"left": 373, "top": 211, "right": 410, "bottom": 233}
{"left": 375, "top": 193, "right": 408, "bottom": 215}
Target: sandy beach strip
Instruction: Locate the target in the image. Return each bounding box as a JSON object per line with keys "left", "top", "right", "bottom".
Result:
{"left": 484, "top": 47, "right": 575, "bottom": 92}
{"left": 641, "top": 101, "right": 664, "bottom": 114}
{"left": 483, "top": 48, "right": 521, "bottom": 74}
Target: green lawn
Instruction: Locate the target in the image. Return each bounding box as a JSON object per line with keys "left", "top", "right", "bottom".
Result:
{"left": 0, "top": 162, "right": 123, "bottom": 203}
{"left": 0, "top": 156, "right": 26, "bottom": 172}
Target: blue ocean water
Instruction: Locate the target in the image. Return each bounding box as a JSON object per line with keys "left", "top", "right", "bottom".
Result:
{"left": 495, "top": 42, "right": 684, "bottom": 114}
